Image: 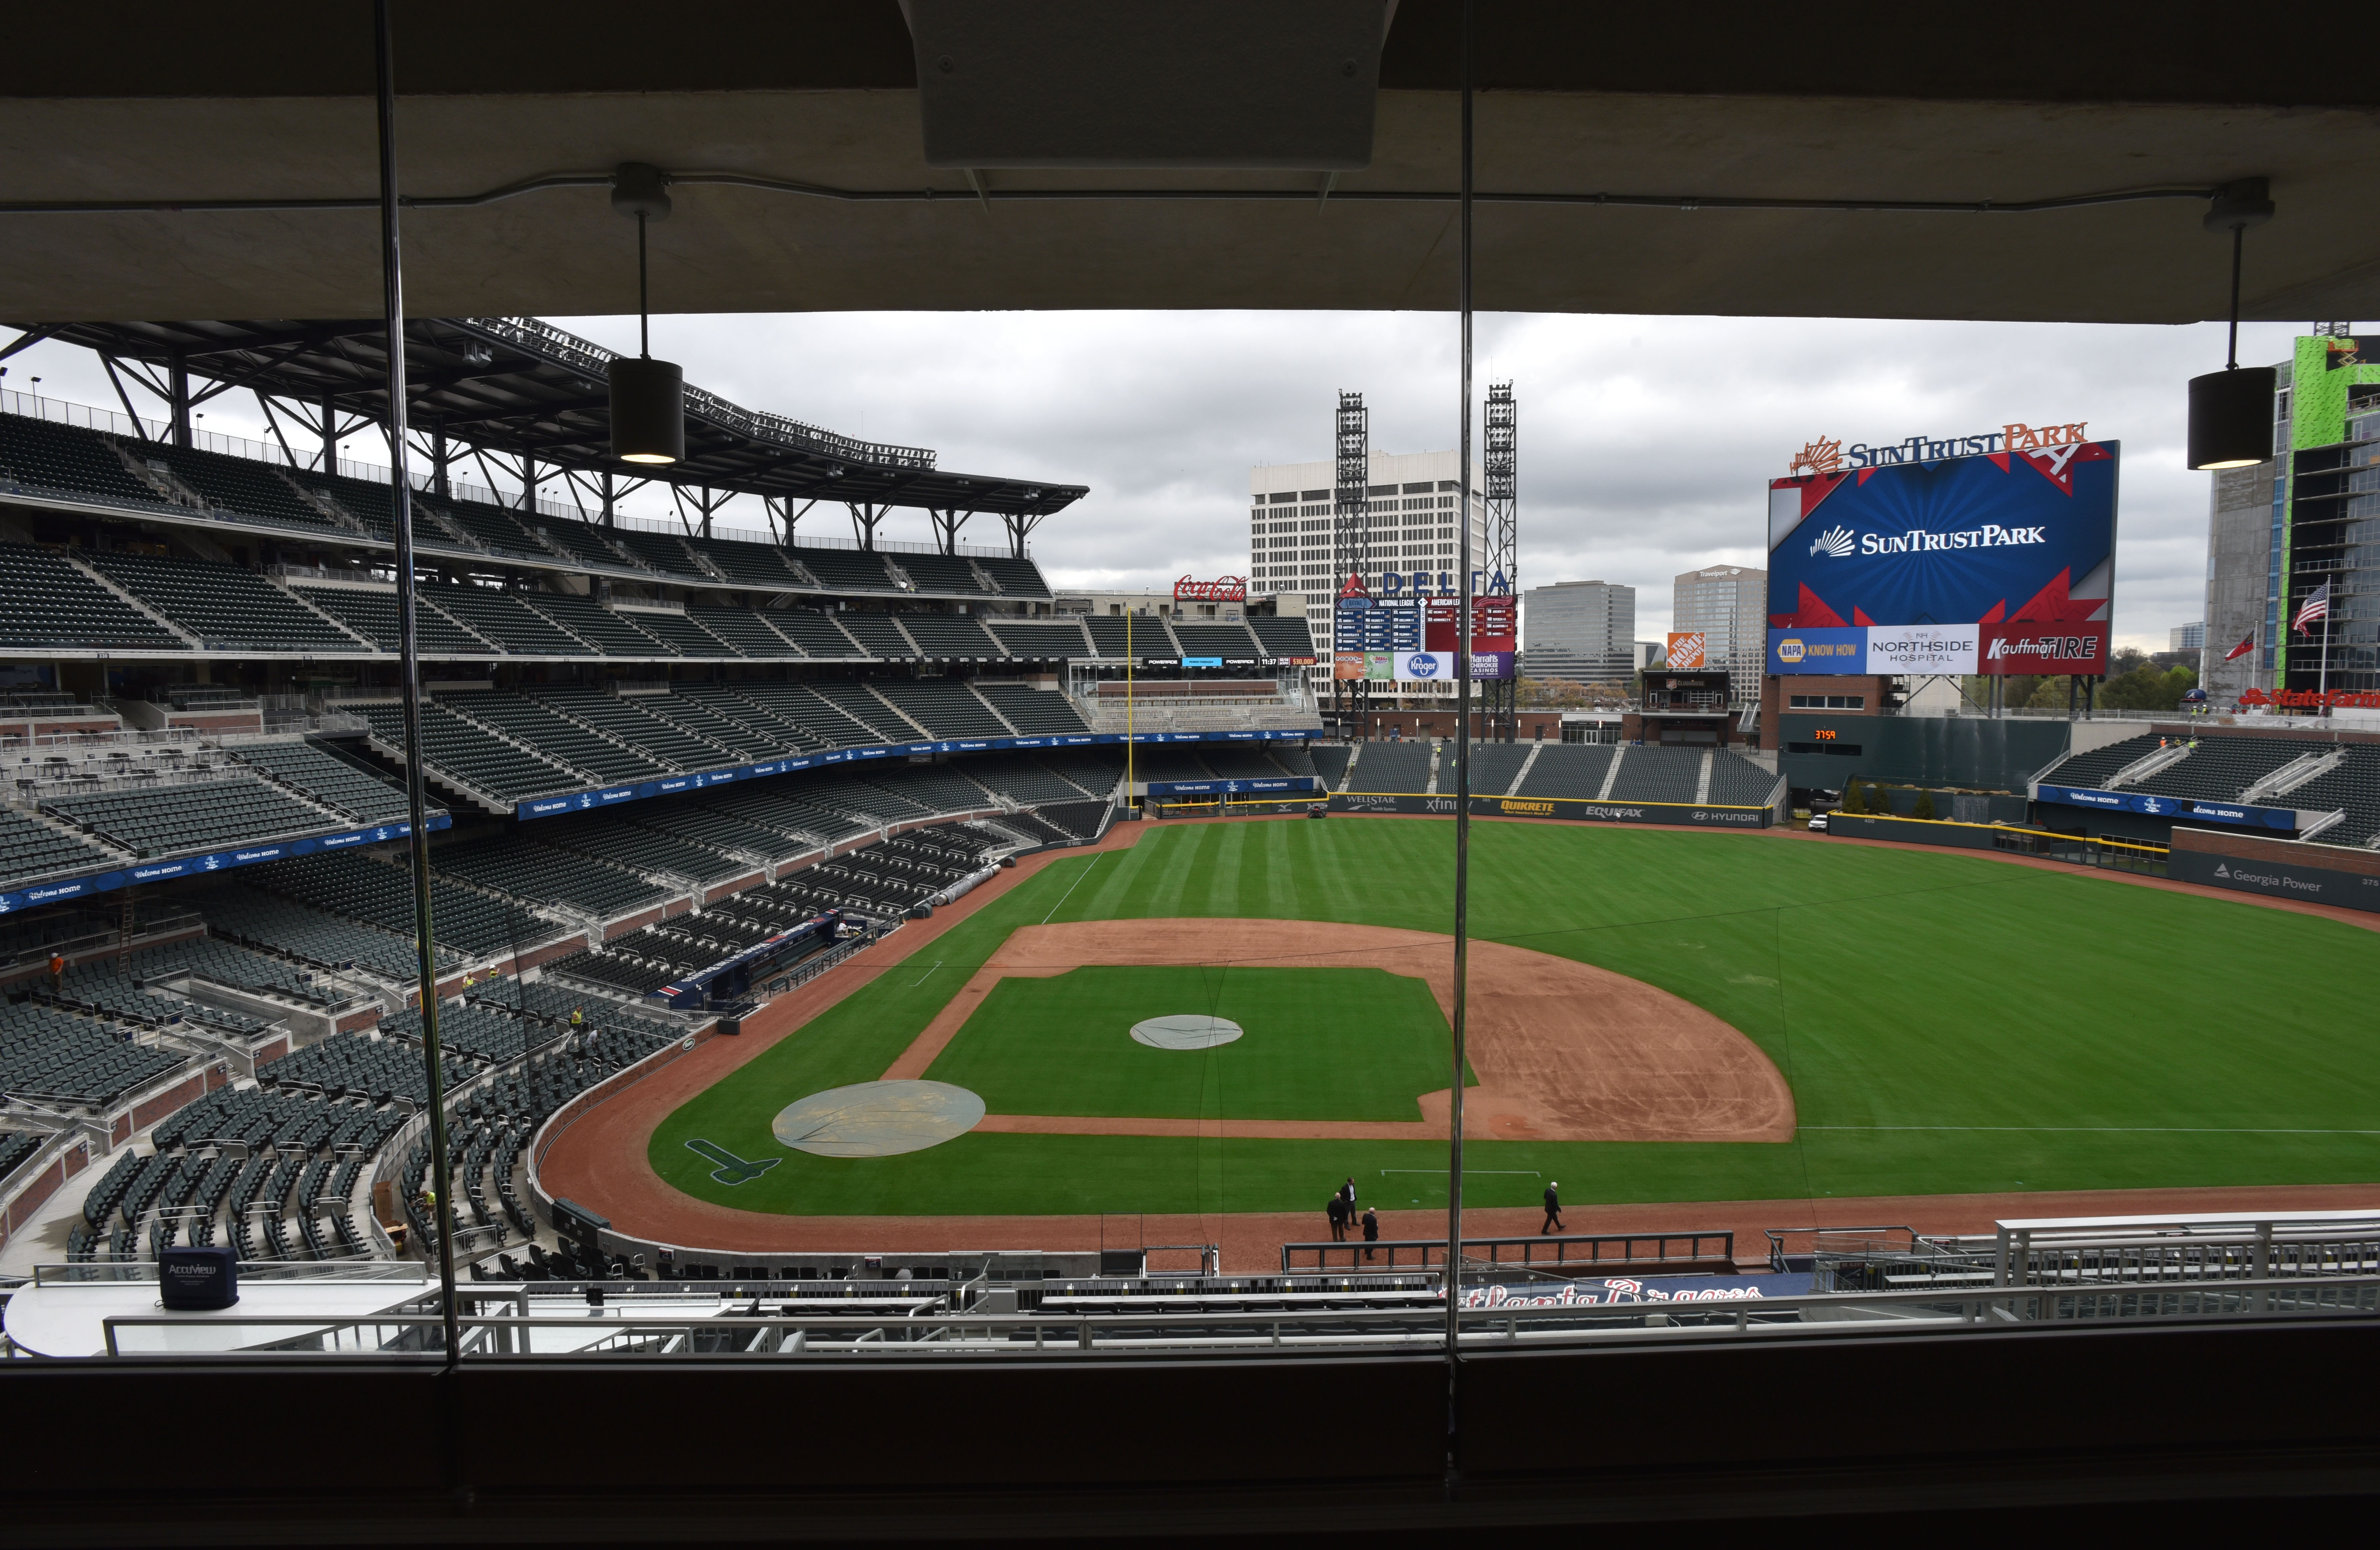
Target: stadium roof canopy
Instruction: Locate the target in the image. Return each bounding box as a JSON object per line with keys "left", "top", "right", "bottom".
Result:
{"left": 17, "top": 315, "right": 1083, "bottom": 523}
{"left": 1, "top": 2, "right": 2377, "bottom": 325}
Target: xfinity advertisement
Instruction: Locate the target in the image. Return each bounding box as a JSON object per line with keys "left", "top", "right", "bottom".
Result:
{"left": 1766, "top": 440, "right": 2119, "bottom": 675}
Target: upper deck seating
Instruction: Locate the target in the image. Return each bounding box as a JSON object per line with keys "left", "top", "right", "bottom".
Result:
{"left": 974, "top": 555, "right": 1052, "bottom": 599}
{"left": 131, "top": 443, "right": 343, "bottom": 533}
{"left": 789, "top": 544, "right": 900, "bottom": 592}
{"left": 0, "top": 543, "right": 185, "bottom": 650}
{"left": 1249, "top": 615, "right": 1318, "bottom": 657}
{"left": 974, "top": 684, "right": 1090, "bottom": 734}
{"left": 289, "top": 584, "right": 491, "bottom": 655}
{"left": 896, "top": 552, "right": 992, "bottom": 596}
{"left": 897, "top": 614, "right": 1004, "bottom": 658}
{"left": 84, "top": 551, "right": 360, "bottom": 653}
{"left": 422, "top": 584, "right": 587, "bottom": 655}
{"left": 0, "top": 412, "right": 174, "bottom": 510}
{"left": 617, "top": 608, "right": 736, "bottom": 656}
{"left": 869, "top": 680, "right": 1008, "bottom": 740}
{"left": 688, "top": 606, "right": 803, "bottom": 657}
{"left": 987, "top": 619, "right": 1091, "bottom": 658}
{"left": 763, "top": 609, "right": 862, "bottom": 656}
{"left": 1170, "top": 622, "right": 1262, "bottom": 660}
{"left": 687, "top": 534, "right": 807, "bottom": 589}
{"left": 834, "top": 613, "right": 918, "bottom": 659}
{"left": 520, "top": 594, "right": 673, "bottom": 655}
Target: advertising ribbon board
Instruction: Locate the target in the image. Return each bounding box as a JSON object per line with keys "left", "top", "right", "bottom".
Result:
{"left": 2034, "top": 783, "right": 2299, "bottom": 830}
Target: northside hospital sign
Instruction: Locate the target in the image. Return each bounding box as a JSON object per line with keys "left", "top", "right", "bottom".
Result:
{"left": 1767, "top": 425, "right": 2120, "bottom": 678}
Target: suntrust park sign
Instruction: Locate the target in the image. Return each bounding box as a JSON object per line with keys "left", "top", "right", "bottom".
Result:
{"left": 1790, "top": 422, "right": 2089, "bottom": 474}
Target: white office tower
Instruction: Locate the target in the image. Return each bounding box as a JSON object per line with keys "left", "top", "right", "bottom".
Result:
{"left": 1671, "top": 565, "right": 1767, "bottom": 695}
{"left": 1522, "top": 580, "right": 1636, "bottom": 682}
{"left": 1250, "top": 448, "right": 1490, "bottom": 702}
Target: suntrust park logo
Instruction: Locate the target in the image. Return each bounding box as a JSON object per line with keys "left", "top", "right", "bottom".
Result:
{"left": 1810, "top": 524, "right": 2047, "bottom": 558}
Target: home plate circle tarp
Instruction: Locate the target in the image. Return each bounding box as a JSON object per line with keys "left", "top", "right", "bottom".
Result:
{"left": 1130, "top": 1013, "right": 1245, "bottom": 1050}
{"left": 770, "top": 1079, "right": 986, "bottom": 1157}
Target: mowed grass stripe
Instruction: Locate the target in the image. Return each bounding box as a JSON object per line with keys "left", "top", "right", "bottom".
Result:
{"left": 651, "top": 820, "right": 2380, "bottom": 1215}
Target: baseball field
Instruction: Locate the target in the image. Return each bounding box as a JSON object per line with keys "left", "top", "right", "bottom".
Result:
{"left": 623, "top": 816, "right": 2380, "bottom": 1228}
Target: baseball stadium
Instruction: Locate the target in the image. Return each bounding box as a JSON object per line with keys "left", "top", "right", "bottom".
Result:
{"left": 2, "top": 3, "right": 2377, "bottom": 1539}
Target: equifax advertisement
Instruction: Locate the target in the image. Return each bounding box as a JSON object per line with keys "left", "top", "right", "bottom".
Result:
{"left": 1766, "top": 440, "right": 2119, "bottom": 675}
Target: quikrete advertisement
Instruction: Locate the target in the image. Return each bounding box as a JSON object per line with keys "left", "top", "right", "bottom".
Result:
{"left": 1767, "top": 434, "right": 2119, "bottom": 676}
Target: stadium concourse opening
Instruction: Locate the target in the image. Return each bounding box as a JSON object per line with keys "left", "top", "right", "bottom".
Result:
{"left": 2, "top": 2, "right": 2378, "bottom": 1541}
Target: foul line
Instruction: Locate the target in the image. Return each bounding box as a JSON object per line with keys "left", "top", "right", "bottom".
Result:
{"left": 1803, "top": 1125, "right": 2380, "bottom": 1136}
{"left": 1039, "top": 852, "right": 1104, "bottom": 925}
{"left": 909, "top": 960, "right": 943, "bottom": 988}
{"left": 1383, "top": 1169, "right": 1540, "bottom": 1176}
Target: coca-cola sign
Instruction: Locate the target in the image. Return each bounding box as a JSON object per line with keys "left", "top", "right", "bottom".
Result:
{"left": 1174, "top": 575, "right": 1247, "bottom": 602}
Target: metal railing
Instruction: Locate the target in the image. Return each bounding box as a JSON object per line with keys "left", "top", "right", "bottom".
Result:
{"left": 462, "top": 317, "right": 937, "bottom": 471}
{"left": 75, "top": 1273, "right": 2380, "bottom": 1360}
{"left": 1282, "top": 1231, "right": 1735, "bottom": 1274}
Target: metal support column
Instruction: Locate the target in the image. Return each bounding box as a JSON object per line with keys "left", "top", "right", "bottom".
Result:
{"left": 320, "top": 391, "right": 339, "bottom": 470}
{"left": 167, "top": 352, "right": 191, "bottom": 448}
{"left": 430, "top": 423, "right": 449, "bottom": 498}
{"left": 373, "top": 0, "right": 461, "bottom": 1365}
{"left": 1444, "top": 0, "right": 1476, "bottom": 1482}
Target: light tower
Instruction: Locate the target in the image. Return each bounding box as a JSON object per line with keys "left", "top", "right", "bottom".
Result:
{"left": 1482, "top": 381, "right": 1518, "bottom": 740}
{"left": 1331, "top": 390, "right": 1370, "bottom": 737}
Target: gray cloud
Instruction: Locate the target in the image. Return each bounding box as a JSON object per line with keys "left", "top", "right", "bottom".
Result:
{"left": 6, "top": 311, "right": 2306, "bottom": 650}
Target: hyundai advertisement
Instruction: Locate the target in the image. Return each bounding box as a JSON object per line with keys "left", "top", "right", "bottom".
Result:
{"left": 1766, "top": 440, "right": 2119, "bottom": 675}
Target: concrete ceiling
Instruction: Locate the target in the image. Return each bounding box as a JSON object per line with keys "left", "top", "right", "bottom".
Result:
{"left": 4, "top": 2, "right": 2376, "bottom": 324}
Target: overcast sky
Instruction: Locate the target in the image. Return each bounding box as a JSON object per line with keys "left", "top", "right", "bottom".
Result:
{"left": 6, "top": 312, "right": 2312, "bottom": 649}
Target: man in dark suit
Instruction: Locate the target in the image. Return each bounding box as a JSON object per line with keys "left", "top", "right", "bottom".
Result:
{"left": 1541, "top": 1181, "right": 1564, "bottom": 1235}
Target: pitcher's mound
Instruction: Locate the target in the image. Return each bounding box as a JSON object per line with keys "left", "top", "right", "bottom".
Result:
{"left": 1131, "top": 1014, "right": 1245, "bottom": 1050}
{"left": 770, "top": 1079, "right": 985, "bottom": 1157}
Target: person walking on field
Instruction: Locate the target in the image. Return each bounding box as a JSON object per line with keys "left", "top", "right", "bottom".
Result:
{"left": 1339, "top": 1176, "right": 1358, "bottom": 1217}
{"left": 1361, "top": 1207, "right": 1379, "bottom": 1262}
{"left": 1541, "top": 1180, "right": 1564, "bottom": 1235}
{"left": 1326, "top": 1193, "right": 1349, "bottom": 1242}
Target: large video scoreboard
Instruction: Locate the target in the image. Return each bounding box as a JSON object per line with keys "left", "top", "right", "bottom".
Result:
{"left": 1766, "top": 438, "right": 2120, "bottom": 677}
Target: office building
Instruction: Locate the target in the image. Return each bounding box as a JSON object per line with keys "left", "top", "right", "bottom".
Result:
{"left": 2201, "top": 328, "right": 2379, "bottom": 700}
{"left": 1251, "top": 447, "right": 1489, "bottom": 704}
{"left": 1672, "top": 565, "right": 1766, "bottom": 694}
{"left": 2170, "top": 622, "right": 2205, "bottom": 653}
{"left": 1520, "top": 579, "right": 1635, "bottom": 682}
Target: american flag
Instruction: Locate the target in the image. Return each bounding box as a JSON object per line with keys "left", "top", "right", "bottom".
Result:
{"left": 2292, "top": 582, "right": 2332, "bottom": 634}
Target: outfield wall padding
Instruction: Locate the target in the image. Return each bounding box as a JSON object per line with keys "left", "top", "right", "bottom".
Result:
{"left": 1822, "top": 812, "right": 2009, "bottom": 850}
{"left": 1331, "top": 792, "right": 1768, "bottom": 828}
{"left": 2167, "top": 825, "right": 2380, "bottom": 913}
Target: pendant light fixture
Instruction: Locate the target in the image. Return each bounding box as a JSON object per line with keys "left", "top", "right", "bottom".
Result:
{"left": 2187, "top": 177, "right": 2277, "bottom": 471}
{"left": 608, "top": 161, "right": 684, "bottom": 466}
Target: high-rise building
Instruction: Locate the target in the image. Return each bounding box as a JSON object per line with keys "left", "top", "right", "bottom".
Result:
{"left": 1250, "top": 448, "right": 1490, "bottom": 703}
{"left": 1521, "top": 579, "right": 1635, "bottom": 682}
{"left": 2170, "top": 622, "right": 2205, "bottom": 653}
{"left": 1671, "top": 565, "right": 1766, "bottom": 695}
{"left": 2200, "top": 328, "right": 2380, "bottom": 700}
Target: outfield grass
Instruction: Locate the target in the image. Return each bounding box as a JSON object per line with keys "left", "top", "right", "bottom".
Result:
{"left": 922, "top": 965, "right": 1472, "bottom": 1121}
{"left": 650, "top": 819, "right": 2380, "bottom": 1216}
